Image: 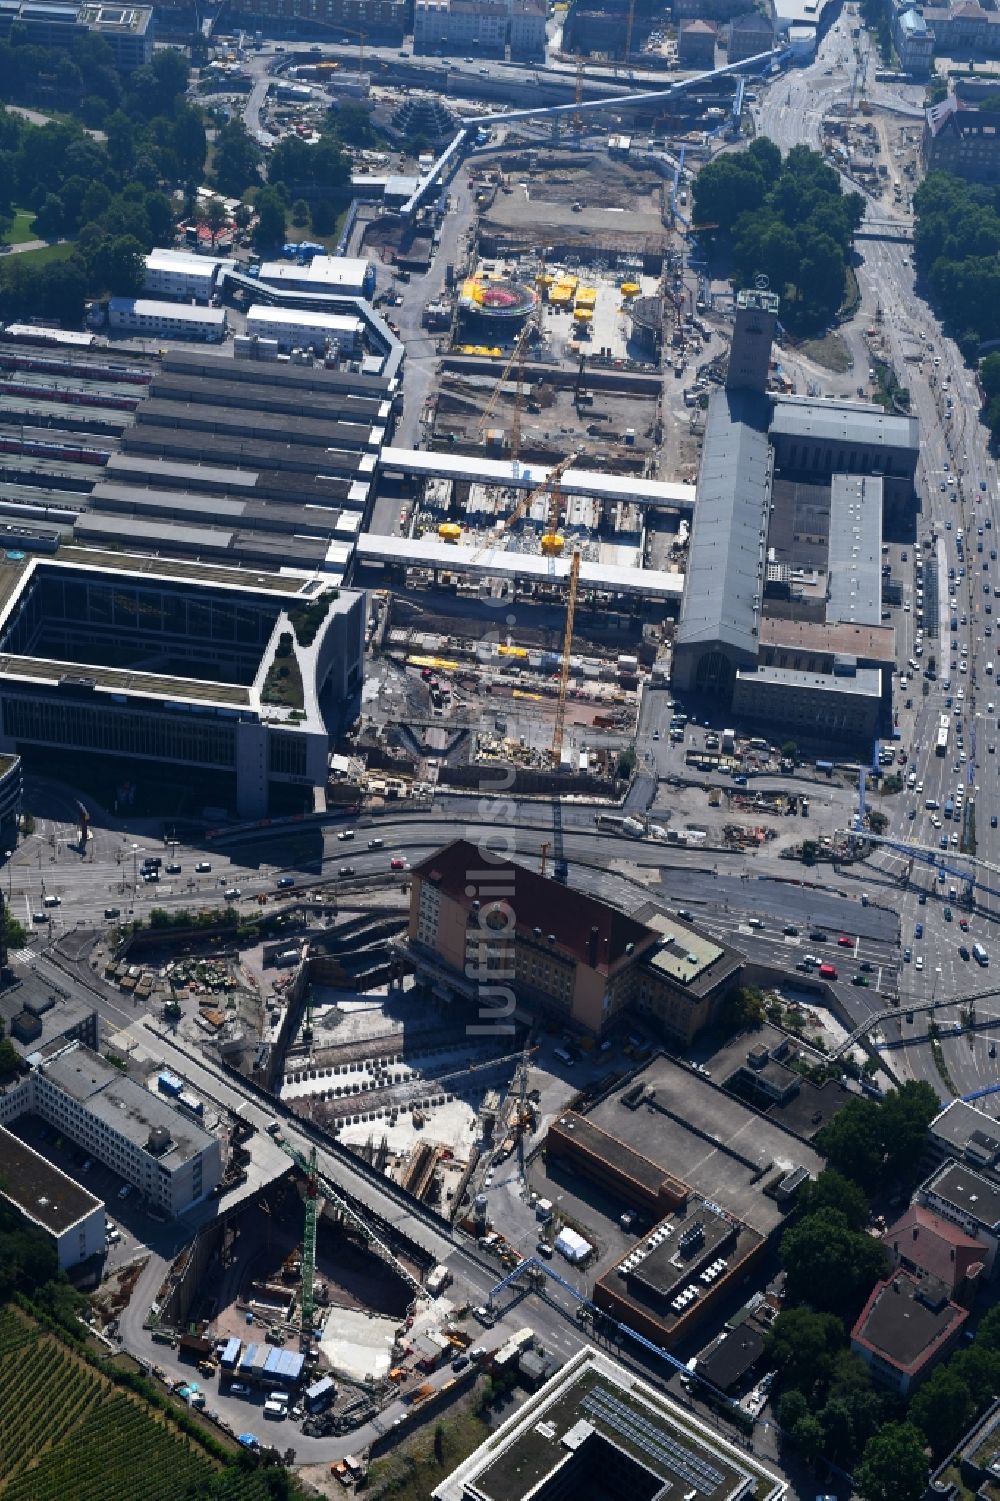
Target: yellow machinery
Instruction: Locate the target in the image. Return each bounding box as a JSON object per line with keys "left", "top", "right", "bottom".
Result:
{"left": 466, "top": 450, "right": 583, "bottom": 768}
{"left": 438, "top": 522, "right": 462, "bottom": 543}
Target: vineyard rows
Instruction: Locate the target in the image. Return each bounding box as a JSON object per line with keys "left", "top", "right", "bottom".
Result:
{"left": 0, "top": 1308, "right": 282, "bottom": 1501}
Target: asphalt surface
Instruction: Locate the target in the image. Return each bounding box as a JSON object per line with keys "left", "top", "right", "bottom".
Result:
{"left": 758, "top": 19, "right": 1000, "bottom": 1100}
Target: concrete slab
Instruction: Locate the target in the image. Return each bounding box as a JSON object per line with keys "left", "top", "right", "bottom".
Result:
{"left": 319, "top": 1303, "right": 398, "bottom": 1383}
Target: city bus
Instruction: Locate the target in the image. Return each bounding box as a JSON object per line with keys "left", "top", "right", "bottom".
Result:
{"left": 936, "top": 713, "right": 950, "bottom": 757}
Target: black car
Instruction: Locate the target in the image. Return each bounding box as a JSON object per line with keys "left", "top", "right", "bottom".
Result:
{"left": 960, "top": 945, "right": 971, "bottom": 961}
{"left": 783, "top": 924, "right": 799, "bottom": 936}
{"left": 809, "top": 929, "right": 827, "bottom": 942}
{"left": 339, "top": 865, "right": 355, "bottom": 877}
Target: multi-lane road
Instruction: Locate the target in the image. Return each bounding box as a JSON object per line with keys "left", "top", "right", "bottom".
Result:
{"left": 758, "top": 16, "right": 1000, "bottom": 1101}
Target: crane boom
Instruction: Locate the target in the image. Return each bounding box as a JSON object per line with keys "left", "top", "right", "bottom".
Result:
{"left": 478, "top": 324, "right": 531, "bottom": 446}
{"left": 469, "top": 450, "right": 578, "bottom": 562}
{"left": 278, "top": 1138, "right": 423, "bottom": 1302}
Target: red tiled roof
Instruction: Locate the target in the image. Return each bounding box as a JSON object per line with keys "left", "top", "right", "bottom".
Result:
{"left": 411, "top": 839, "right": 658, "bottom": 975}
{"left": 883, "top": 1204, "right": 984, "bottom": 1291}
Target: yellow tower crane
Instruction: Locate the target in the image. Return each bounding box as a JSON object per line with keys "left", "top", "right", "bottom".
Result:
{"left": 478, "top": 323, "right": 532, "bottom": 455}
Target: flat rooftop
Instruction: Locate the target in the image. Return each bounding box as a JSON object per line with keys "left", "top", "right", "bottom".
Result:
{"left": 759, "top": 616, "right": 896, "bottom": 664}
{"left": 356, "top": 533, "right": 684, "bottom": 599}
{"left": 924, "top": 1161, "right": 1000, "bottom": 1229}
{"left": 642, "top": 909, "right": 742, "bottom": 994}
{"left": 587, "top": 1058, "right": 824, "bottom": 1235}
{"left": 552, "top": 1111, "right": 678, "bottom": 1199}
{"left": 37, "top": 1043, "right": 215, "bottom": 1166}
{"left": 378, "top": 446, "right": 696, "bottom": 510}
{"left": 0, "top": 1123, "right": 101, "bottom": 1235}
{"left": 930, "top": 1099, "right": 1000, "bottom": 1165}
{"left": 433, "top": 1348, "right": 786, "bottom": 1501}
{"left": 54, "top": 545, "right": 322, "bottom": 595}
{"left": 852, "top": 1270, "right": 967, "bottom": 1376}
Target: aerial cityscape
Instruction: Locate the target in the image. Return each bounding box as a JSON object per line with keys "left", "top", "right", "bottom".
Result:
{"left": 1, "top": 1, "right": 1000, "bottom": 1498}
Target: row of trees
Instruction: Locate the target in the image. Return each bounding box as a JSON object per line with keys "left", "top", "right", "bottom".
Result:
{"left": 690, "top": 138, "right": 865, "bottom": 333}
{"left": 764, "top": 1082, "right": 945, "bottom": 1497}
{"left": 912, "top": 170, "right": 1000, "bottom": 361}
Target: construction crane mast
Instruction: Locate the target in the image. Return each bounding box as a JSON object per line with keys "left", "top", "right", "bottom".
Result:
{"left": 624, "top": 0, "right": 636, "bottom": 66}
{"left": 469, "top": 449, "right": 578, "bottom": 562}
{"left": 551, "top": 550, "right": 581, "bottom": 767}
{"left": 478, "top": 323, "right": 532, "bottom": 455}
{"left": 300, "top": 1148, "right": 320, "bottom": 1341}
{"left": 278, "top": 1136, "right": 423, "bottom": 1349}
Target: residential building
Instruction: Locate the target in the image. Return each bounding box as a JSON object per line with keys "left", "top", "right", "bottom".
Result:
{"left": 433, "top": 1347, "right": 787, "bottom": 1501}
{"left": 882, "top": 1203, "right": 985, "bottom": 1300}
{"left": 918, "top": 1161, "right": 1000, "bottom": 1277}
{"left": 404, "top": 839, "right": 741, "bottom": 1040}
{"left": 924, "top": 93, "right": 1000, "bottom": 183}
{"left": 894, "top": 7, "right": 933, "bottom": 73}
{"left": 413, "top": 0, "right": 509, "bottom": 54}
{"left": 143, "top": 249, "right": 224, "bottom": 304}
{"left": 5, "top": 1042, "right": 221, "bottom": 1217}
{"left": 0, "top": 1, "right": 154, "bottom": 66}
{"left": 850, "top": 1269, "right": 969, "bottom": 1394}
{"left": 678, "top": 17, "right": 718, "bottom": 65}
{"left": 509, "top": 0, "right": 546, "bottom": 59}
{"left": 923, "top": 0, "right": 1000, "bottom": 54}
{"left": 0, "top": 1125, "right": 106, "bottom": 1267}
{"left": 107, "top": 298, "right": 227, "bottom": 342}
{"left": 927, "top": 1098, "right": 1000, "bottom": 1170}
{"left": 727, "top": 7, "right": 775, "bottom": 60}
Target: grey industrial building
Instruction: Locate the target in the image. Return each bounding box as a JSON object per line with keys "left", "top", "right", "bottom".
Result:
{"left": 0, "top": 549, "right": 365, "bottom": 818}
{"left": 71, "top": 346, "right": 396, "bottom": 576}
{"left": 671, "top": 289, "right": 915, "bottom": 745}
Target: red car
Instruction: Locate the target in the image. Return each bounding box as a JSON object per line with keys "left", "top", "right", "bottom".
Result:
{"left": 960, "top": 918, "right": 970, "bottom": 931}
{"left": 390, "top": 857, "right": 408, "bottom": 871}
{"left": 837, "top": 935, "right": 854, "bottom": 947}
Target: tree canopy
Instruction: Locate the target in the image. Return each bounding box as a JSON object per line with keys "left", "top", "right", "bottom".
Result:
{"left": 780, "top": 1207, "right": 888, "bottom": 1320}
{"left": 815, "top": 1079, "right": 939, "bottom": 1192}
{"left": 913, "top": 169, "right": 1000, "bottom": 372}
{"left": 691, "top": 139, "right": 864, "bottom": 333}
{"left": 857, "top": 1423, "right": 928, "bottom": 1501}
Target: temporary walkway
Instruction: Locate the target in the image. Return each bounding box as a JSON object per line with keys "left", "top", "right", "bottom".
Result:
{"left": 355, "top": 533, "right": 684, "bottom": 599}
{"left": 378, "top": 447, "right": 697, "bottom": 511}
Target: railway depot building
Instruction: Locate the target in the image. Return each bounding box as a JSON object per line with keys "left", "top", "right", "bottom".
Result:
{"left": 404, "top": 840, "right": 743, "bottom": 1042}
{"left": 0, "top": 550, "right": 365, "bottom": 818}
{"left": 671, "top": 289, "right": 916, "bottom": 745}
